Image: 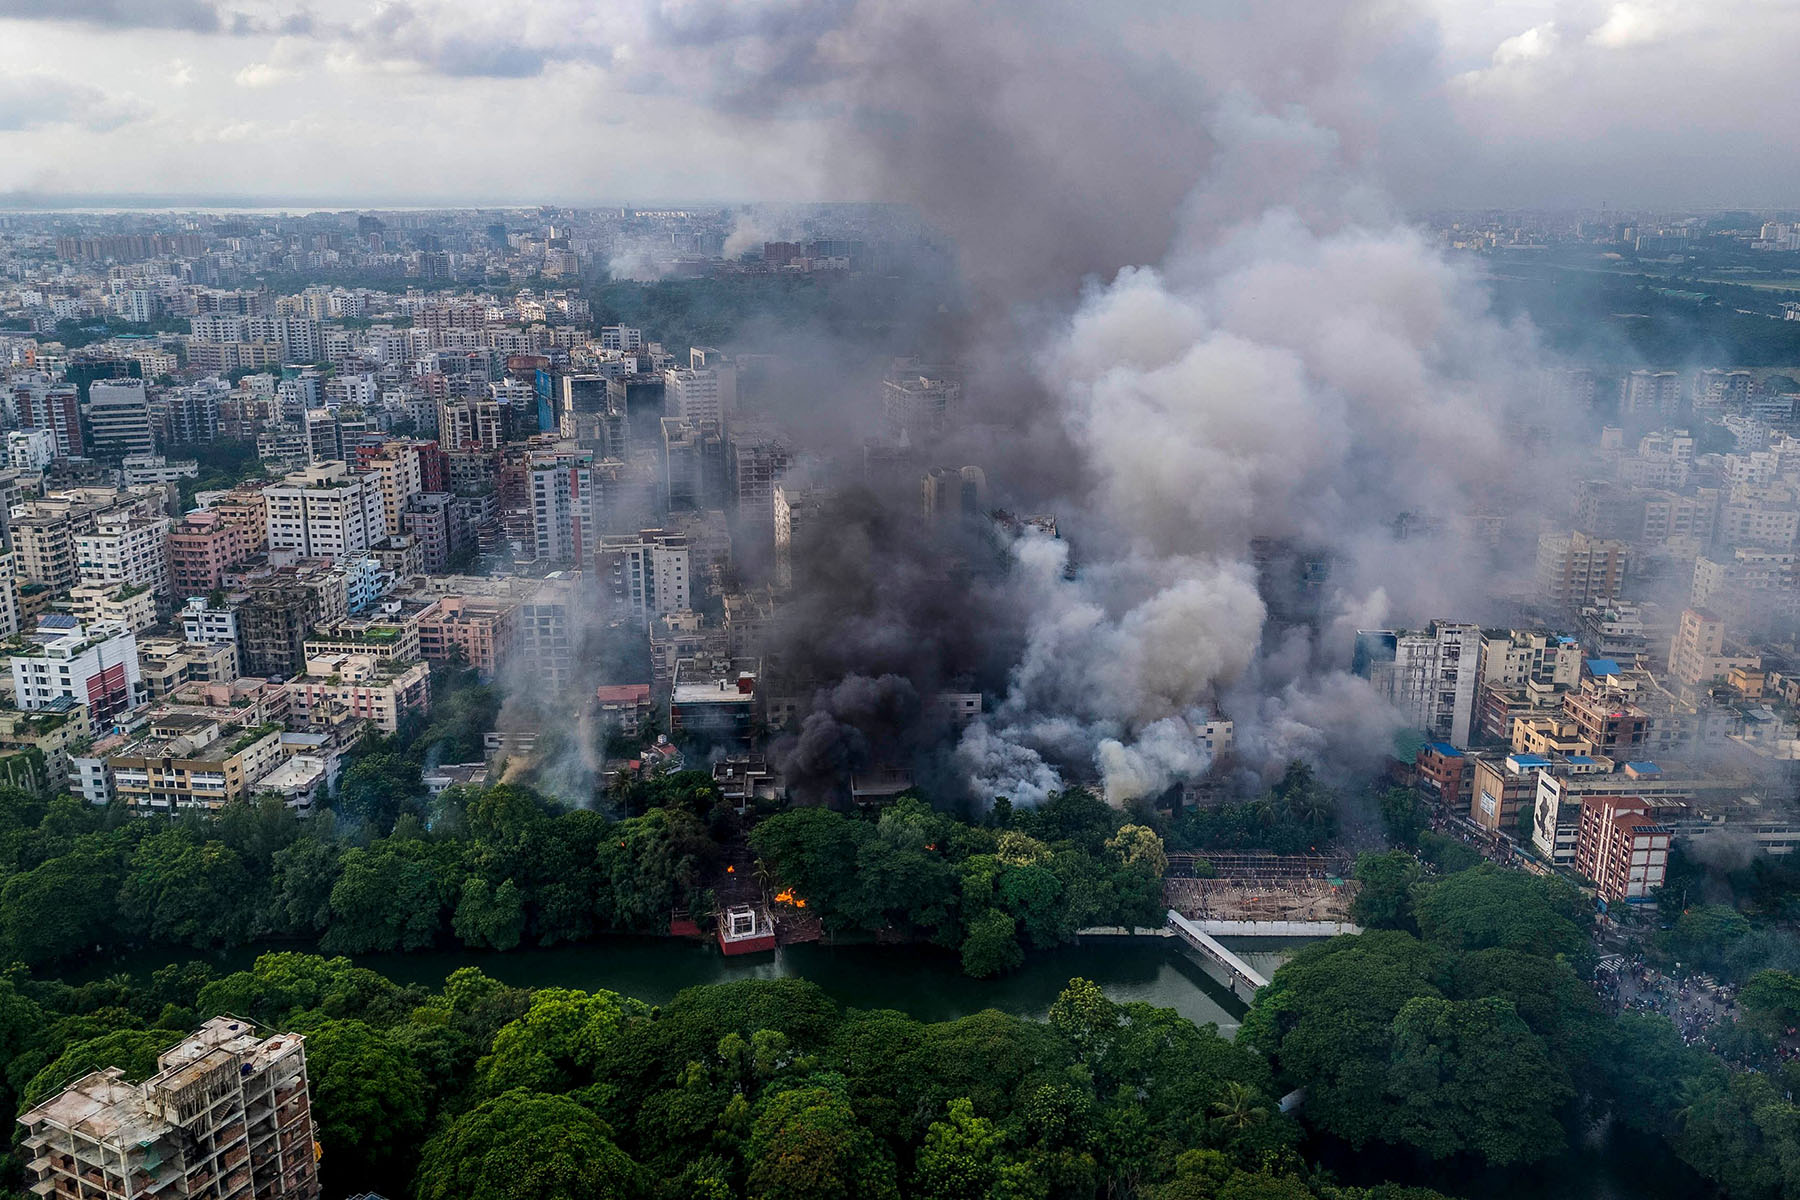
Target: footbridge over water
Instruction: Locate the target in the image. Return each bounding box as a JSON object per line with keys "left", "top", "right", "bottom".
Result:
{"left": 1165, "top": 910, "right": 1269, "bottom": 1003}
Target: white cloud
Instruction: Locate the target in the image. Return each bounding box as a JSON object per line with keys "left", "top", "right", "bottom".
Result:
{"left": 234, "top": 61, "right": 299, "bottom": 87}
{"left": 1588, "top": 2, "right": 1664, "bottom": 47}
{"left": 1492, "top": 22, "right": 1558, "bottom": 65}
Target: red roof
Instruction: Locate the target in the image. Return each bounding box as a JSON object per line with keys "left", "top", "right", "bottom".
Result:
{"left": 595, "top": 684, "right": 652, "bottom": 704}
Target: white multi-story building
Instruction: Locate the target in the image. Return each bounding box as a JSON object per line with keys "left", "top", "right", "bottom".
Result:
{"left": 9, "top": 615, "right": 143, "bottom": 721}
{"left": 1477, "top": 629, "right": 1583, "bottom": 690}
{"left": 1354, "top": 620, "right": 1482, "bottom": 748}
{"left": 1618, "top": 369, "right": 1683, "bottom": 419}
{"left": 664, "top": 367, "right": 728, "bottom": 425}
{"left": 601, "top": 325, "right": 643, "bottom": 351}
{"left": 75, "top": 509, "right": 172, "bottom": 599}
{"left": 263, "top": 460, "right": 387, "bottom": 561}
{"left": 598, "top": 529, "right": 691, "bottom": 620}
{"left": 180, "top": 595, "right": 239, "bottom": 643}
{"left": 528, "top": 445, "right": 601, "bottom": 565}
{"left": 6, "top": 429, "right": 53, "bottom": 471}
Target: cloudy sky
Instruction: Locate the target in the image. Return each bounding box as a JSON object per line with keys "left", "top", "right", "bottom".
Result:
{"left": 0, "top": 0, "right": 1792, "bottom": 209}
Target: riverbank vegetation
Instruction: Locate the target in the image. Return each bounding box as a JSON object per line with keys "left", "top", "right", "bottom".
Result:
{"left": 0, "top": 771, "right": 1162, "bottom": 980}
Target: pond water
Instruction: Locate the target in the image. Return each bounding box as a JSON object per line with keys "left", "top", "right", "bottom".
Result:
{"left": 85, "top": 932, "right": 1266, "bottom": 1029}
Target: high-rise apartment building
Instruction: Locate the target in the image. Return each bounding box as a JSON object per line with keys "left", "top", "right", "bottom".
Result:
{"left": 1691, "top": 548, "right": 1800, "bottom": 634}
{"left": 364, "top": 447, "right": 424, "bottom": 537}
{"left": 165, "top": 384, "right": 222, "bottom": 445}
{"left": 1536, "top": 530, "right": 1629, "bottom": 610}
{"left": 922, "top": 466, "right": 987, "bottom": 521}
{"left": 527, "top": 445, "right": 601, "bottom": 566}
{"left": 1618, "top": 369, "right": 1683, "bottom": 419}
{"left": 1574, "top": 794, "right": 1672, "bottom": 903}
{"left": 18, "top": 1017, "right": 319, "bottom": 1200}
{"left": 597, "top": 530, "right": 691, "bottom": 621}
{"left": 664, "top": 367, "right": 729, "bottom": 425}
{"left": 13, "top": 377, "right": 83, "bottom": 457}
{"left": 86, "top": 379, "right": 157, "bottom": 458}
{"left": 263, "top": 461, "right": 386, "bottom": 560}
{"left": 1353, "top": 619, "right": 1481, "bottom": 747}
{"left": 881, "top": 373, "right": 959, "bottom": 440}
{"left": 75, "top": 509, "right": 172, "bottom": 599}
{"left": 169, "top": 510, "right": 255, "bottom": 595}
{"left": 402, "top": 492, "right": 463, "bottom": 573}
{"left": 1667, "top": 606, "right": 1760, "bottom": 693}
{"left": 772, "top": 482, "right": 825, "bottom": 591}
{"left": 1476, "top": 629, "right": 1582, "bottom": 691}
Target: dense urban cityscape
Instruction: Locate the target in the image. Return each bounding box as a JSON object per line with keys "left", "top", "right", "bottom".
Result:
{"left": 5, "top": 2, "right": 1800, "bottom": 1200}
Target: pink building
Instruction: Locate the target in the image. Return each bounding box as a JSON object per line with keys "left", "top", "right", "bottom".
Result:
{"left": 168, "top": 510, "right": 255, "bottom": 596}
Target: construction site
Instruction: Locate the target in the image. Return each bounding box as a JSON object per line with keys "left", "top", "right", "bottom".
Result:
{"left": 1163, "top": 852, "right": 1358, "bottom": 923}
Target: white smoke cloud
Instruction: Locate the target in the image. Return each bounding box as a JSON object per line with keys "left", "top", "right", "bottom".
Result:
{"left": 952, "top": 100, "right": 1547, "bottom": 805}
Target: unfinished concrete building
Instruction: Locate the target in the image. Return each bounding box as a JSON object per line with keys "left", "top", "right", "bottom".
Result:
{"left": 19, "top": 1017, "right": 319, "bottom": 1200}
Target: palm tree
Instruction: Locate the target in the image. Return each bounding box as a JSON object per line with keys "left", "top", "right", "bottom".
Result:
{"left": 1209, "top": 1081, "right": 1269, "bottom": 1133}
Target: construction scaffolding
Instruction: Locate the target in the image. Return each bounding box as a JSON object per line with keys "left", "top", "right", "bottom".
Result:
{"left": 1166, "top": 852, "right": 1350, "bottom": 880}
{"left": 1163, "top": 852, "right": 1356, "bottom": 922}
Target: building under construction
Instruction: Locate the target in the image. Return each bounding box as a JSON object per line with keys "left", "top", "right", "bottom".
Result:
{"left": 19, "top": 1017, "right": 318, "bottom": 1200}
{"left": 1164, "top": 852, "right": 1356, "bottom": 923}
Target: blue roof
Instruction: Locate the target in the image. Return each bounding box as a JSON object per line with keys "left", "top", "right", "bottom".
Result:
{"left": 1509, "top": 753, "right": 1552, "bottom": 769}
{"left": 1625, "top": 761, "right": 1662, "bottom": 774}
{"left": 1566, "top": 755, "right": 1597, "bottom": 765}
{"left": 1586, "top": 658, "right": 1621, "bottom": 676}
{"left": 1425, "top": 742, "right": 1464, "bottom": 757}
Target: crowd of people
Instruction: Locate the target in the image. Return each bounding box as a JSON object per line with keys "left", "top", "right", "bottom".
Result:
{"left": 1596, "top": 956, "right": 1738, "bottom": 1045}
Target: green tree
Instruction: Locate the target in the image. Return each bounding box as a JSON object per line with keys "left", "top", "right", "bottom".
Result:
{"left": 269, "top": 834, "right": 343, "bottom": 936}
{"left": 746, "top": 1082, "right": 900, "bottom": 1200}
{"left": 300, "top": 1018, "right": 429, "bottom": 1196}
{"left": 1740, "top": 969, "right": 1800, "bottom": 1038}
{"left": 415, "top": 1089, "right": 646, "bottom": 1200}
{"left": 597, "top": 807, "right": 716, "bottom": 930}
{"left": 1106, "top": 825, "right": 1169, "bottom": 878}
{"left": 1383, "top": 995, "right": 1571, "bottom": 1165}
{"left": 1667, "top": 904, "right": 1751, "bottom": 974}
{"left": 335, "top": 750, "right": 424, "bottom": 833}
{"left": 1411, "top": 865, "right": 1588, "bottom": 960}
{"left": 1350, "top": 851, "right": 1422, "bottom": 931}
{"left": 453, "top": 878, "right": 526, "bottom": 950}
{"left": 962, "top": 908, "right": 1025, "bottom": 978}
{"left": 914, "top": 1097, "right": 1040, "bottom": 1200}
{"left": 1379, "top": 787, "right": 1428, "bottom": 846}
{"left": 478, "top": 987, "right": 650, "bottom": 1095}
{"left": 118, "top": 831, "right": 253, "bottom": 947}
{"left": 195, "top": 953, "right": 408, "bottom": 1028}
{"left": 322, "top": 839, "right": 454, "bottom": 953}
{"left": 1238, "top": 932, "right": 1443, "bottom": 1147}
{"left": 0, "top": 841, "right": 123, "bottom": 965}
